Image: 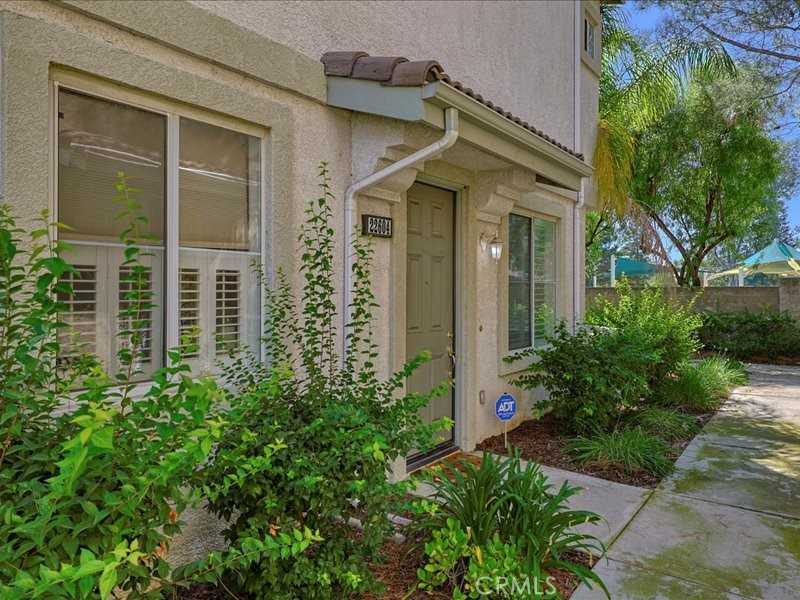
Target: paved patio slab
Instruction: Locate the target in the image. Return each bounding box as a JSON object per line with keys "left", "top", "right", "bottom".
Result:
{"left": 719, "top": 391, "right": 800, "bottom": 421}
{"left": 601, "top": 491, "right": 800, "bottom": 599}
{"left": 701, "top": 411, "right": 800, "bottom": 451}
{"left": 535, "top": 464, "right": 651, "bottom": 548}
{"left": 661, "top": 438, "right": 800, "bottom": 519}
{"left": 570, "top": 557, "right": 756, "bottom": 600}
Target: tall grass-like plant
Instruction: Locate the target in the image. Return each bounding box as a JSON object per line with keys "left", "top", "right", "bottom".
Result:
{"left": 567, "top": 428, "right": 673, "bottom": 477}
{"left": 624, "top": 408, "right": 700, "bottom": 441}
{"left": 654, "top": 356, "right": 747, "bottom": 410}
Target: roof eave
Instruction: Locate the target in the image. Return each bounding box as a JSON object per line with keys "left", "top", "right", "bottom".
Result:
{"left": 326, "top": 77, "right": 593, "bottom": 189}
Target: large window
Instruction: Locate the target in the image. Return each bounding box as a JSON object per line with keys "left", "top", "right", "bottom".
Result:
{"left": 57, "top": 86, "right": 262, "bottom": 378}
{"left": 508, "top": 213, "right": 557, "bottom": 351}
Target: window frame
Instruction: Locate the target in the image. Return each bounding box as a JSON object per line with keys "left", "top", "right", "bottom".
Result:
{"left": 50, "top": 71, "right": 268, "bottom": 378}
{"left": 498, "top": 199, "right": 564, "bottom": 376}
{"left": 581, "top": 4, "right": 601, "bottom": 75}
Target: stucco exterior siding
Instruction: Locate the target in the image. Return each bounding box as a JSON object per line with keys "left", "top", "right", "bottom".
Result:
{"left": 191, "top": 0, "right": 579, "bottom": 152}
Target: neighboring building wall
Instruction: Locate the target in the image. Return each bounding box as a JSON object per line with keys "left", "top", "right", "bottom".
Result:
{"left": 586, "top": 286, "right": 783, "bottom": 314}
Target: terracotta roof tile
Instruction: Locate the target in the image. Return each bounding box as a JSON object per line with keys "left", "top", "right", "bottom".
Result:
{"left": 320, "top": 51, "right": 584, "bottom": 160}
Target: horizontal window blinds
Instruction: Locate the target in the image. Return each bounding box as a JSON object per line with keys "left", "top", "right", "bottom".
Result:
{"left": 58, "top": 89, "right": 166, "bottom": 243}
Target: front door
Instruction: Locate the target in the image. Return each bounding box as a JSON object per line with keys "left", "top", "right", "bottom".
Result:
{"left": 406, "top": 182, "right": 456, "bottom": 459}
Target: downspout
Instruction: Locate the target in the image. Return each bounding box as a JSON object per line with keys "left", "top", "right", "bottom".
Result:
{"left": 343, "top": 107, "right": 460, "bottom": 356}
{"left": 573, "top": 0, "right": 585, "bottom": 332}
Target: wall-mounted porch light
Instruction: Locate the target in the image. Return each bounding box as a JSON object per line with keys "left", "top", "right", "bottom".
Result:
{"left": 480, "top": 233, "right": 504, "bottom": 262}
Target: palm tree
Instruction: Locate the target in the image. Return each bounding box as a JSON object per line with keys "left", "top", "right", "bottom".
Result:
{"left": 593, "top": 5, "right": 734, "bottom": 217}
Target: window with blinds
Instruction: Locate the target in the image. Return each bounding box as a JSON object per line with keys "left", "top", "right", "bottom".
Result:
{"left": 56, "top": 85, "right": 262, "bottom": 378}
{"left": 507, "top": 213, "right": 558, "bottom": 351}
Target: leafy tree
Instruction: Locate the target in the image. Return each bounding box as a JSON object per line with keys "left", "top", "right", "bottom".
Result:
{"left": 631, "top": 73, "right": 786, "bottom": 286}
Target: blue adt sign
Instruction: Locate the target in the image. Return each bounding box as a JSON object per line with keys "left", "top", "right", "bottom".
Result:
{"left": 495, "top": 393, "right": 517, "bottom": 422}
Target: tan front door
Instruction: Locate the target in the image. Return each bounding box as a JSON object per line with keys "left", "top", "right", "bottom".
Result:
{"left": 406, "top": 182, "right": 455, "bottom": 454}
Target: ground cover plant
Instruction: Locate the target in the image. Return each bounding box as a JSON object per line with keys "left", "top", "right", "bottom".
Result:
{"left": 698, "top": 309, "right": 800, "bottom": 364}
{"left": 503, "top": 283, "right": 745, "bottom": 483}
{"left": 407, "top": 451, "right": 608, "bottom": 599}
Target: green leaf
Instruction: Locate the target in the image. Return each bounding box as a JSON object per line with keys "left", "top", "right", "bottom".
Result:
{"left": 99, "top": 563, "right": 118, "bottom": 600}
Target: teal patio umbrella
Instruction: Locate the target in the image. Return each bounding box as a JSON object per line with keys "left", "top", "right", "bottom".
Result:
{"left": 708, "top": 240, "right": 800, "bottom": 282}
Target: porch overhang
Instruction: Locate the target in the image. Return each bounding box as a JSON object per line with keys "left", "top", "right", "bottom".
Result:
{"left": 326, "top": 76, "right": 593, "bottom": 191}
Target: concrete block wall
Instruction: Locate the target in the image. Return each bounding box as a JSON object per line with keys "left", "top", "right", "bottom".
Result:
{"left": 585, "top": 285, "right": 789, "bottom": 314}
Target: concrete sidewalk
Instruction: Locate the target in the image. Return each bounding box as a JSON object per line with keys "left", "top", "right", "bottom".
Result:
{"left": 572, "top": 364, "right": 800, "bottom": 600}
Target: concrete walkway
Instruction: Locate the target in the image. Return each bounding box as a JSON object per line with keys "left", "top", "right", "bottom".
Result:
{"left": 573, "top": 364, "right": 800, "bottom": 600}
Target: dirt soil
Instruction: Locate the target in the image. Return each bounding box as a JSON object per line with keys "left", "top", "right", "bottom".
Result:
{"left": 476, "top": 412, "right": 712, "bottom": 489}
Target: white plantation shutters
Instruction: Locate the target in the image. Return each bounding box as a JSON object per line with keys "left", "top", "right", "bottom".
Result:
{"left": 57, "top": 86, "right": 262, "bottom": 377}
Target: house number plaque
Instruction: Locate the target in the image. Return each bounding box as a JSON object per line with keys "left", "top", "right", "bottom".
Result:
{"left": 361, "top": 215, "right": 393, "bottom": 238}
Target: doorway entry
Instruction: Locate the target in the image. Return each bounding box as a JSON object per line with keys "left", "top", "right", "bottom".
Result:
{"left": 405, "top": 181, "right": 456, "bottom": 464}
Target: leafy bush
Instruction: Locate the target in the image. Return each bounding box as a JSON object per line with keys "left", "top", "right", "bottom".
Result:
{"left": 201, "top": 166, "right": 449, "bottom": 599}
{"left": 566, "top": 428, "right": 673, "bottom": 478}
{"left": 412, "top": 450, "right": 608, "bottom": 599}
{"left": 509, "top": 322, "right": 656, "bottom": 432}
{"left": 698, "top": 309, "right": 800, "bottom": 361}
{"left": 624, "top": 408, "right": 700, "bottom": 441}
{"left": 653, "top": 356, "right": 747, "bottom": 410}
{"left": 585, "top": 280, "right": 702, "bottom": 383}
{"left": 0, "top": 177, "right": 307, "bottom": 599}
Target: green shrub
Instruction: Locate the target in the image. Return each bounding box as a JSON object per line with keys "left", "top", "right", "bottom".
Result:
{"left": 699, "top": 309, "right": 800, "bottom": 360}
{"left": 653, "top": 356, "right": 747, "bottom": 410}
{"left": 585, "top": 280, "right": 702, "bottom": 383}
{"left": 624, "top": 407, "right": 700, "bottom": 440}
{"left": 509, "top": 322, "right": 656, "bottom": 432}
{"left": 567, "top": 428, "right": 673, "bottom": 477}
{"left": 201, "top": 166, "right": 448, "bottom": 600}
{"left": 412, "top": 450, "right": 608, "bottom": 599}
{"left": 0, "top": 177, "right": 307, "bottom": 600}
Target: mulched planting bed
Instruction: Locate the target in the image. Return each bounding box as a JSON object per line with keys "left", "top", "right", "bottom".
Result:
{"left": 476, "top": 412, "right": 716, "bottom": 488}
{"left": 697, "top": 350, "right": 800, "bottom": 366}
{"left": 362, "top": 532, "right": 596, "bottom": 600}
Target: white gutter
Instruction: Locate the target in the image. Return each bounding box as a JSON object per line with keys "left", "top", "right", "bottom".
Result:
{"left": 343, "top": 107, "right": 460, "bottom": 356}
{"left": 573, "top": 0, "right": 585, "bottom": 332}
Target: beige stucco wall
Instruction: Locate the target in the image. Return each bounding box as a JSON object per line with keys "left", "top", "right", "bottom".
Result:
{"left": 191, "top": 0, "right": 583, "bottom": 154}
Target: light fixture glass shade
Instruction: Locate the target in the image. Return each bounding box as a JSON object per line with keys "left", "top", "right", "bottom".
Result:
{"left": 489, "top": 238, "right": 504, "bottom": 261}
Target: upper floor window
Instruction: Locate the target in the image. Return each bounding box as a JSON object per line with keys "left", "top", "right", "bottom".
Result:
{"left": 508, "top": 213, "right": 557, "bottom": 351}
{"left": 584, "top": 18, "right": 596, "bottom": 60}
{"left": 57, "top": 86, "right": 263, "bottom": 378}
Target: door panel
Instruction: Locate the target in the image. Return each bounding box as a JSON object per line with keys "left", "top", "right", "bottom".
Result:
{"left": 406, "top": 182, "right": 455, "bottom": 452}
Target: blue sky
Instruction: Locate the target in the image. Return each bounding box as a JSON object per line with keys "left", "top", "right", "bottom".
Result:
{"left": 624, "top": 3, "right": 800, "bottom": 230}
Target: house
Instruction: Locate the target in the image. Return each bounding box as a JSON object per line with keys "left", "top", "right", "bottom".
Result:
{"left": 0, "top": 0, "right": 599, "bottom": 560}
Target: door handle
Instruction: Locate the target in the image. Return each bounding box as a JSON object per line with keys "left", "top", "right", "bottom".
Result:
{"left": 446, "top": 330, "right": 456, "bottom": 381}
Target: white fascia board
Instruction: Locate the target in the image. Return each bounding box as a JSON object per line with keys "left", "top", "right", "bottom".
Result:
{"left": 326, "top": 77, "right": 593, "bottom": 189}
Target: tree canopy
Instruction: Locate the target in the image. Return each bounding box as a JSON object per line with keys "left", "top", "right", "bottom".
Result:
{"left": 631, "top": 73, "right": 787, "bottom": 286}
